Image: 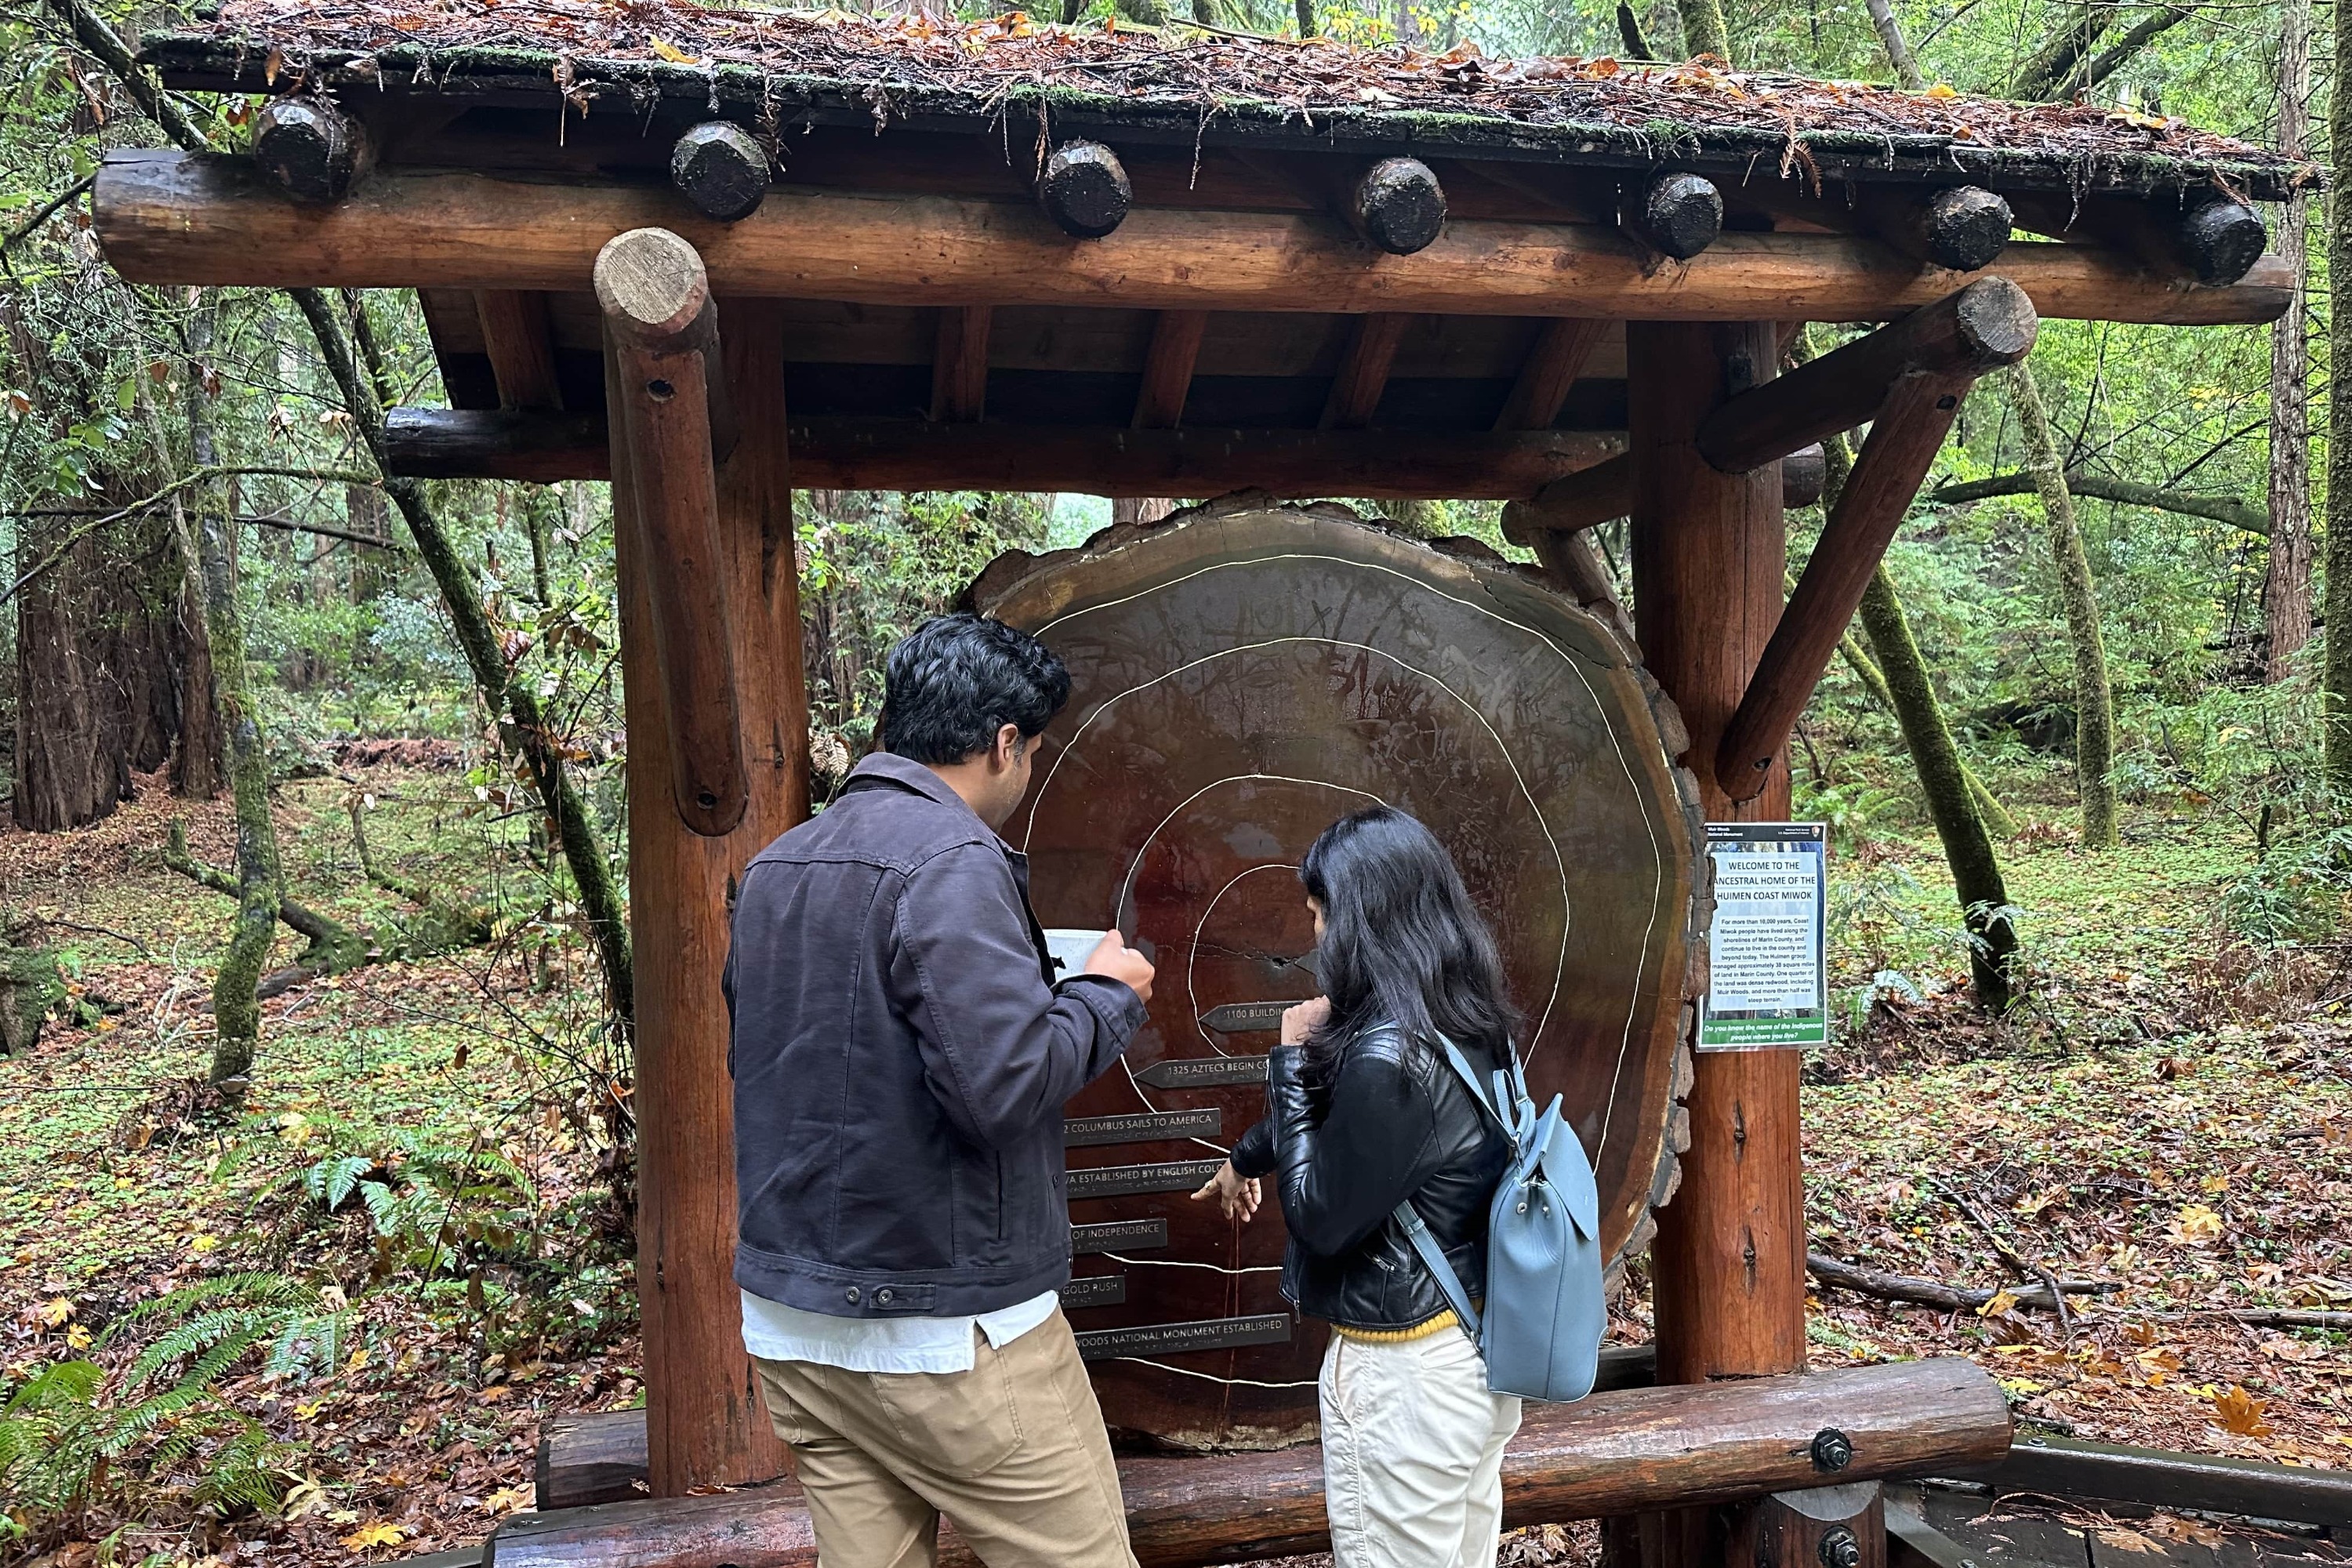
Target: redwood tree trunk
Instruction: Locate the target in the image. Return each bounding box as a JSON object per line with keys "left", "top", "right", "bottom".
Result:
{"left": 14, "top": 514, "right": 129, "bottom": 830}
{"left": 2328, "top": 0, "right": 2352, "bottom": 786}
{"left": 2263, "top": 0, "right": 2313, "bottom": 681}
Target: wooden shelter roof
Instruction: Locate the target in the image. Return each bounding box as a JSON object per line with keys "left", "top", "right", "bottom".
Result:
{"left": 151, "top": 0, "right": 2313, "bottom": 201}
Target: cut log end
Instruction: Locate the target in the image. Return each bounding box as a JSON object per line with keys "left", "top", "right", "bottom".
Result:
{"left": 1038, "top": 141, "right": 1132, "bottom": 239}
{"left": 252, "top": 97, "right": 366, "bottom": 205}
{"left": 1950, "top": 275, "right": 2039, "bottom": 368}
{"left": 1781, "top": 444, "right": 1828, "bottom": 509}
{"left": 1352, "top": 157, "right": 1446, "bottom": 256}
{"left": 1922, "top": 186, "right": 2013, "bottom": 272}
{"left": 669, "top": 122, "right": 769, "bottom": 223}
{"left": 594, "top": 227, "right": 711, "bottom": 345}
{"left": 2176, "top": 194, "right": 2267, "bottom": 286}
{"left": 1635, "top": 171, "right": 1723, "bottom": 260}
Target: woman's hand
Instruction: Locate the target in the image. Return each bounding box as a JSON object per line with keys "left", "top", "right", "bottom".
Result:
{"left": 1279, "top": 996, "right": 1330, "bottom": 1045}
{"left": 1189, "top": 1160, "right": 1261, "bottom": 1223}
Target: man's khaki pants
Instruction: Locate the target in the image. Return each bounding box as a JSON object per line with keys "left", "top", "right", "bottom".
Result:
{"left": 751, "top": 1308, "right": 1138, "bottom": 1568}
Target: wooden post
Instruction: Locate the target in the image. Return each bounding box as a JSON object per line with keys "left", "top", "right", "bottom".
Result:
{"left": 608, "top": 267, "right": 809, "bottom": 1490}
{"left": 1628, "top": 319, "right": 1809, "bottom": 1567}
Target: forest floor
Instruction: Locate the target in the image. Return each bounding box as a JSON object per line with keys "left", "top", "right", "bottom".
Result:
{"left": 2, "top": 764, "right": 2348, "bottom": 1567}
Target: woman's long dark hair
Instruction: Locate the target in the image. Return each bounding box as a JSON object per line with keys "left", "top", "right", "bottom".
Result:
{"left": 1298, "top": 806, "right": 1518, "bottom": 1112}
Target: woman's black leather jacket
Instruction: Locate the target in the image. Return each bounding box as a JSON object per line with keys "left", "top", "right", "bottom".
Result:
{"left": 1229, "top": 1025, "right": 1509, "bottom": 1334}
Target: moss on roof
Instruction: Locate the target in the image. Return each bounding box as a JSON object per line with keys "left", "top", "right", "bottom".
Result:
{"left": 143, "top": 0, "right": 2320, "bottom": 200}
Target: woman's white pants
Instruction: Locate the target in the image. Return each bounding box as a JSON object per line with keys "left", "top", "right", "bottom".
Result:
{"left": 1319, "top": 1327, "right": 1524, "bottom": 1568}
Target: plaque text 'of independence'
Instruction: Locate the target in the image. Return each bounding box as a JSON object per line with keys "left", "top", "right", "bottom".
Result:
{"left": 1071, "top": 1218, "right": 1168, "bottom": 1254}
{"left": 1075, "top": 1314, "right": 1295, "bottom": 1360}
{"left": 1066, "top": 1158, "right": 1225, "bottom": 1200}
{"left": 1131, "top": 1054, "right": 1270, "bottom": 1090}
{"left": 1062, "top": 1109, "right": 1221, "bottom": 1147}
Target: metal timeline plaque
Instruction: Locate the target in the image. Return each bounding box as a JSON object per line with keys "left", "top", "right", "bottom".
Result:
{"left": 1198, "top": 1000, "right": 1298, "bottom": 1035}
{"left": 1131, "top": 1054, "right": 1270, "bottom": 1090}
{"left": 1058, "top": 1274, "right": 1127, "bottom": 1309}
{"left": 1075, "top": 1314, "right": 1294, "bottom": 1360}
{"left": 1063, "top": 1109, "right": 1221, "bottom": 1147}
{"left": 1066, "top": 1158, "right": 1225, "bottom": 1200}
{"left": 1071, "top": 1218, "right": 1168, "bottom": 1254}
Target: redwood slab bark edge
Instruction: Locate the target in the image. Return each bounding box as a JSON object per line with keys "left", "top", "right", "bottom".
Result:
{"left": 485, "top": 1358, "right": 2010, "bottom": 1568}
{"left": 93, "top": 152, "right": 2292, "bottom": 325}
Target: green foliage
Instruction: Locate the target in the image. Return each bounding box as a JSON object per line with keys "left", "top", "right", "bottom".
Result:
{"left": 286, "top": 1119, "right": 538, "bottom": 1277}
{"left": 2221, "top": 826, "right": 2352, "bottom": 944}
{"left": 0, "top": 1274, "right": 335, "bottom": 1525}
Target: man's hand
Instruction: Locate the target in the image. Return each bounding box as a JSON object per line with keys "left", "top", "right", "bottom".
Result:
{"left": 1082, "top": 929, "right": 1156, "bottom": 1005}
{"left": 1279, "top": 996, "right": 1330, "bottom": 1044}
{"left": 1189, "top": 1160, "right": 1261, "bottom": 1223}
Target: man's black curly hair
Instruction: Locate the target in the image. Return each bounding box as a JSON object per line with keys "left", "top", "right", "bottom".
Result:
{"left": 879, "top": 613, "right": 1072, "bottom": 765}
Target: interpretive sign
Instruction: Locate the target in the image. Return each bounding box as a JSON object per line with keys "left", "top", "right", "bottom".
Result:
{"left": 1065, "top": 1110, "right": 1221, "bottom": 1147}
{"left": 1058, "top": 1275, "right": 1128, "bottom": 1309}
{"left": 1699, "top": 822, "right": 1829, "bottom": 1050}
{"left": 1198, "top": 1000, "right": 1296, "bottom": 1035}
{"left": 1075, "top": 1315, "right": 1294, "bottom": 1361}
{"left": 1072, "top": 1218, "right": 1167, "bottom": 1254}
{"left": 1066, "top": 1159, "right": 1227, "bottom": 1200}
{"left": 1131, "top": 1055, "right": 1269, "bottom": 1090}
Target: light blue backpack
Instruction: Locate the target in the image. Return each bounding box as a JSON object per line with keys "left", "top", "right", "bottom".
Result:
{"left": 1390, "top": 1037, "right": 1606, "bottom": 1403}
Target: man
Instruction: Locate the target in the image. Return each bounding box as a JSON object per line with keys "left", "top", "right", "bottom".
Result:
{"left": 725, "top": 612, "right": 1156, "bottom": 1568}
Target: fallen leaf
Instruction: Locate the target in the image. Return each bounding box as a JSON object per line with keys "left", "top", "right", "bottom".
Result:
{"left": 341, "top": 1521, "right": 406, "bottom": 1551}
{"left": 2211, "top": 1384, "right": 2274, "bottom": 1437}
{"left": 1978, "top": 1290, "right": 2020, "bottom": 1317}
{"left": 38, "top": 1298, "right": 71, "bottom": 1327}
{"left": 2171, "top": 1203, "right": 2223, "bottom": 1243}
{"left": 2096, "top": 1528, "right": 2165, "bottom": 1555}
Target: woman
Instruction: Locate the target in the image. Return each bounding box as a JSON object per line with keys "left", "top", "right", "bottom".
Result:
{"left": 1192, "top": 805, "right": 1520, "bottom": 1568}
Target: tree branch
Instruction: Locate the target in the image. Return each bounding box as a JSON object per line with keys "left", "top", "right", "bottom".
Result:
{"left": 2063, "top": 4, "right": 2195, "bottom": 98}
{"left": 1931, "top": 470, "right": 2267, "bottom": 535}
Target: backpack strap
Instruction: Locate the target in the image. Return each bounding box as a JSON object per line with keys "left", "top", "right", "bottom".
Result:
{"left": 1430, "top": 1034, "right": 1511, "bottom": 1139}
{"left": 1391, "top": 1196, "right": 1483, "bottom": 1340}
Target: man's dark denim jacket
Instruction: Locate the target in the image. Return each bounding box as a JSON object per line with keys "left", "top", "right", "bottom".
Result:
{"left": 725, "top": 751, "right": 1145, "bottom": 1319}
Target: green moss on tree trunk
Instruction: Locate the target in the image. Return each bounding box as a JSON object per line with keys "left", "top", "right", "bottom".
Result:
{"left": 1675, "top": 0, "right": 1730, "bottom": 59}
{"left": 184, "top": 292, "right": 278, "bottom": 1093}
{"left": 2001, "top": 360, "right": 2120, "bottom": 849}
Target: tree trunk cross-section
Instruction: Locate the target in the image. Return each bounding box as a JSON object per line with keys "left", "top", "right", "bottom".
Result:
{"left": 969, "top": 502, "right": 1702, "bottom": 1450}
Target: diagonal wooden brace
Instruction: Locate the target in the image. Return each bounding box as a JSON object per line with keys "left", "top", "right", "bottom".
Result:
{"left": 598, "top": 226, "right": 750, "bottom": 838}
{"left": 1714, "top": 368, "right": 1983, "bottom": 800}
{"left": 1695, "top": 277, "right": 2037, "bottom": 474}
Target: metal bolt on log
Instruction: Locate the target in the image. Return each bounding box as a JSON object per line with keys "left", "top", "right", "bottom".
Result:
{"left": 1632, "top": 170, "right": 1723, "bottom": 260}
{"left": 1351, "top": 157, "right": 1446, "bottom": 255}
{"left": 1811, "top": 1428, "right": 1854, "bottom": 1472}
{"left": 1818, "top": 1525, "right": 1864, "bottom": 1568}
{"left": 1037, "top": 141, "right": 1132, "bottom": 239}
{"left": 252, "top": 96, "right": 367, "bottom": 204}
{"left": 669, "top": 122, "right": 769, "bottom": 223}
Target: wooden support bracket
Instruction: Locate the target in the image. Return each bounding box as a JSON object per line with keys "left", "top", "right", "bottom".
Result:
{"left": 1351, "top": 157, "right": 1448, "bottom": 255}
{"left": 931, "top": 305, "right": 993, "bottom": 423}
{"left": 1038, "top": 141, "right": 1133, "bottom": 238}
{"left": 670, "top": 122, "right": 769, "bottom": 223}
{"left": 1494, "top": 317, "right": 1608, "bottom": 433}
{"left": 1320, "top": 312, "right": 1410, "bottom": 429}
{"left": 1697, "top": 276, "right": 2036, "bottom": 474}
{"left": 252, "top": 96, "right": 369, "bottom": 205}
{"left": 1628, "top": 170, "right": 1724, "bottom": 260}
{"left": 1715, "top": 367, "right": 1983, "bottom": 800}
{"left": 474, "top": 290, "right": 564, "bottom": 412}
{"left": 1501, "top": 444, "right": 1825, "bottom": 542}
{"left": 1131, "top": 310, "right": 1206, "bottom": 429}
{"left": 597, "top": 227, "right": 749, "bottom": 838}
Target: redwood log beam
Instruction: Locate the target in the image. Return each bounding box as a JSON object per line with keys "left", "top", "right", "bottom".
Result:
{"left": 597, "top": 227, "right": 748, "bottom": 839}
{"left": 1320, "top": 312, "right": 1410, "bottom": 429}
{"left": 1628, "top": 170, "right": 1723, "bottom": 260}
{"left": 474, "top": 290, "right": 564, "bottom": 411}
{"left": 488, "top": 1358, "right": 2010, "bottom": 1568}
{"left": 931, "top": 304, "right": 992, "bottom": 423}
{"left": 381, "top": 406, "right": 1623, "bottom": 496}
{"left": 1351, "top": 156, "right": 1448, "bottom": 255}
{"left": 1500, "top": 445, "right": 1825, "bottom": 541}
{"left": 251, "top": 96, "right": 368, "bottom": 204}
{"left": 1494, "top": 317, "right": 1608, "bottom": 432}
{"left": 1715, "top": 368, "right": 1977, "bottom": 800}
{"left": 1037, "top": 140, "right": 1132, "bottom": 238}
{"left": 2173, "top": 192, "right": 2268, "bottom": 286}
{"left": 1131, "top": 310, "right": 1206, "bottom": 429}
{"left": 669, "top": 122, "right": 769, "bottom": 223}
{"left": 94, "top": 152, "right": 2293, "bottom": 325}
{"left": 1696, "top": 277, "right": 2038, "bottom": 474}
{"left": 2009, "top": 189, "right": 2269, "bottom": 288}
